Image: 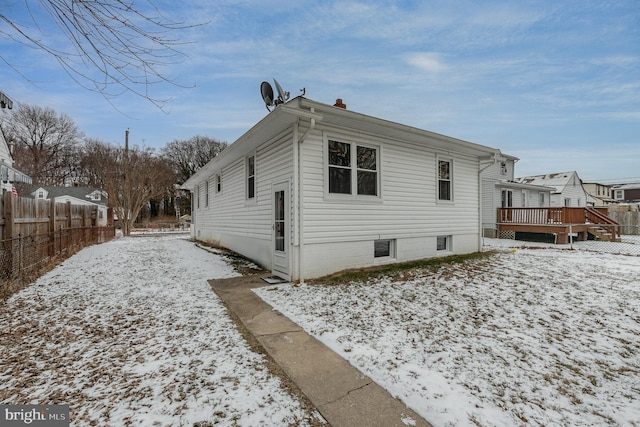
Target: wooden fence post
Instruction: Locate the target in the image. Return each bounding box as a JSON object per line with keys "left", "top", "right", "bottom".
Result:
{"left": 3, "top": 191, "right": 14, "bottom": 241}
{"left": 49, "top": 198, "right": 56, "bottom": 257}
{"left": 66, "top": 201, "right": 72, "bottom": 229}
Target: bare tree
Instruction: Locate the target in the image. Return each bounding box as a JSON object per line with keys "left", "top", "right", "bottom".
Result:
{"left": 161, "top": 135, "right": 227, "bottom": 184}
{"left": 81, "top": 138, "right": 175, "bottom": 236}
{"left": 0, "top": 1, "right": 202, "bottom": 107}
{"left": 1, "top": 104, "right": 82, "bottom": 185}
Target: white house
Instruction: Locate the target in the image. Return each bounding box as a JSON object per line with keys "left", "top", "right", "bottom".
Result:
{"left": 29, "top": 186, "right": 109, "bottom": 226}
{"left": 183, "top": 96, "right": 513, "bottom": 282}
{"left": 515, "top": 171, "right": 589, "bottom": 208}
{"left": 480, "top": 156, "right": 553, "bottom": 237}
{"left": 0, "top": 126, "right": 32, "bottom": 195}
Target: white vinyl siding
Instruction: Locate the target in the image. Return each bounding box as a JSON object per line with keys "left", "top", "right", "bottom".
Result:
{"left": 549, "top": 172, "right": 589, "bottom": 207}
{"left": 303, "top": 129, "right": 479, "bottom": 246}
{"left": 192, "top": 130, "right": 294, "bottom": 270}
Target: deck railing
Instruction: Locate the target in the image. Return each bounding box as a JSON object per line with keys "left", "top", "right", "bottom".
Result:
{"left": 498, "top": 207, "right": 620, "bottom": 240}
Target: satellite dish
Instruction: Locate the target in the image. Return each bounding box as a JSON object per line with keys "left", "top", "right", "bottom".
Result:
{"left": 260, "top": 78, "right": 291, "bottom": 111}
{"left": 273, "top": 79, "right": 290, "bottom": 104}
{"left": 261, "top": 81, "right": 275, "bottom": 110}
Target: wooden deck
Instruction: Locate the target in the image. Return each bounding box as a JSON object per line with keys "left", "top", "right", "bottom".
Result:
{"left": 497, "top": 207, "right": 620, "bottom": 244}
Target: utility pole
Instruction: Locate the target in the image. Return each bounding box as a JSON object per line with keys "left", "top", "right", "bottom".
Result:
{"left": 124, "top": 128, "right": 130, "bottom": 235}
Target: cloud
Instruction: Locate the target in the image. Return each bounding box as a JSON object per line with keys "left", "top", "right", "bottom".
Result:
{"left": 404, "top": 52, "right": 448, "bottom": 73}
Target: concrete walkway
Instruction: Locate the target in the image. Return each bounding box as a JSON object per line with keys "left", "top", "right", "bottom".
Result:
{"left": 209, "top": 275, "right": 433, "bottom": 427}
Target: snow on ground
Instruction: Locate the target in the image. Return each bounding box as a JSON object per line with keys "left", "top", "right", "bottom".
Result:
{"left": 256, "top": 241, "right": 640, "bottom": 427}
{"left": 0, "top": 235, "right": 319, "bottom": 426}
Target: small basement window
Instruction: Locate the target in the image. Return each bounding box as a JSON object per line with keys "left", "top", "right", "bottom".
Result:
{"left": 436, "top": 235, "right": 451, "bottom": 252}
{"left": 374, "top": 239, "right": 395, "bottom": 258}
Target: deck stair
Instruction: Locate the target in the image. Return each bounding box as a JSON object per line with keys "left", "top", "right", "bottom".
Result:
{"left": 585, "top": 207, "right": 621, "bottom": 242}
{"left": 587, "top": 226, "right": 620, "bottom": 242}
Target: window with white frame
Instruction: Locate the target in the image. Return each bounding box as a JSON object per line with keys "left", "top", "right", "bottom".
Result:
{"left": 216, "top": 174, "right": 221, "bottom": 193}
{"left": 539, "top": 192, "right": 545, "bottom": 206}
{"left": 196, "top": 186, "right": 200, "bottom": 209}
{"left": 374, "top": 239, "right": 395, "bottom": 258}
{"left": 564, "top": 198, "right": 571, "bottom": 207}
{"left": 328, "top": 139, "right": 378, "bottom": 197}
{"left": 436, "top": 235, "right": 451, "bottom": 251}
{"left": 438, "top": 159, "right": 452, "bottom": 201}
{"left": 614, "top": 189, "right": 623, "bottom": 200}
{"left": 205, "top": 180, "right": 209, "bottom": 207}
{"left": 247, "top": 156, "right": 255, "bottom": 199}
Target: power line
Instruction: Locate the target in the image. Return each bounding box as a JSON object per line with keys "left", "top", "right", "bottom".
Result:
{"left": 584, "top": 177, "right": 640, "bottom": 184}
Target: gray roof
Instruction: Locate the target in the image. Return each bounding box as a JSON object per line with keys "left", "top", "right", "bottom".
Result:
{"left": 28, "top": 186, "right": 108, "bottom": 206}
{"left": 514, "top": 171, "right": 580, "bottom": 194}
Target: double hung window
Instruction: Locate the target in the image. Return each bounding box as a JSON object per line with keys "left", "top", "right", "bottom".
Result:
{"left": 438, "top": 160, "right": 452, "bottom": 201}
{"left": 328, "top": 140, "right": 378, "bottom": 197}
{"left": 247, "top": 156, "right": 255, "bottom": 199}
{"left": 205, "top": 180, "right": 209, "bottom": 207}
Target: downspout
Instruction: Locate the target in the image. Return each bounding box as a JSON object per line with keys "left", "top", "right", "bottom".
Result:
{"left": 296, "top": 108, "right": 316, "bottom": 284}
{"left": 478, "top": 152, "right": 501, "bottom": 252}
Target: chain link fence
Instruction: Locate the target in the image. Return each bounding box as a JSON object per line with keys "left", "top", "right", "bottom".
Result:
{"left": 568, "top": 224, "right": 640, "bottom": 255}
{"left": 1, "top": 226, "right": 115, "bottom": 300}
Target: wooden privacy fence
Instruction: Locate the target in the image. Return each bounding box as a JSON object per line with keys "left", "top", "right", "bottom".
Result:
{"left": 1, "top": 192, "right": 115, "bottom": 295}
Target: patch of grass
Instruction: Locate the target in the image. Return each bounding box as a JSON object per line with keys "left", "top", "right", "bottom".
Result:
{"left": 308, "top": 250, "right": 499, "bottom": 286}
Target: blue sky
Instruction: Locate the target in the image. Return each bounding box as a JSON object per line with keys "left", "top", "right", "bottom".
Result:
{"left": 1, "top": 0, "right": 639, "bottom": 182}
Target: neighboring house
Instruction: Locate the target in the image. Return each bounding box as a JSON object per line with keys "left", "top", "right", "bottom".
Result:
{"left": 583, "top": 182, "right": 616, "bottom": 206}
{"left": 28, "top": 186, "right": 109, "bottom": 226}
{"left": 515, "top": 171, "right": 589, "bottom": 208}
{"left": 481, "top": 156, "right": 554, "bottom": 237}
{"left": 0, "top": 125, "right": 32, "bottom": 195}
{"left": 611, "top": 183, "right": 640, "bottom": 203}
{"left": 183, "top": 96, "right": 512, "bottom": 282}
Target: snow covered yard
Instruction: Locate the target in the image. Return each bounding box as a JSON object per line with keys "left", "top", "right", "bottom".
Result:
{"left": 0, "top": 235, "right": 320, "bottom": 426}
{"left": 256, "top": 243, "right": 640, "bottom": 426}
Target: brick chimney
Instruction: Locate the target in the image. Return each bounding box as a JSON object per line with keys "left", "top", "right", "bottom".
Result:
{"left": 333, "top": 98, "right": 346, "bottom": 109}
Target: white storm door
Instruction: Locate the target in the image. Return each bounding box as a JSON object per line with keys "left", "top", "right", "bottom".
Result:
{"left": 272, "top": 182, "right": 289, "bottom": 279}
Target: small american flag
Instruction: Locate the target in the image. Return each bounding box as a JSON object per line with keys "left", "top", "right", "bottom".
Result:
{"left": 11, "top": 185, "right": 18, "bottom": 197}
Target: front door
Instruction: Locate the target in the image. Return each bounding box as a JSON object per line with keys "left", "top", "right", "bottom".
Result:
{"left": 272, "top": 182, "right": 289, "bottom": 280}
